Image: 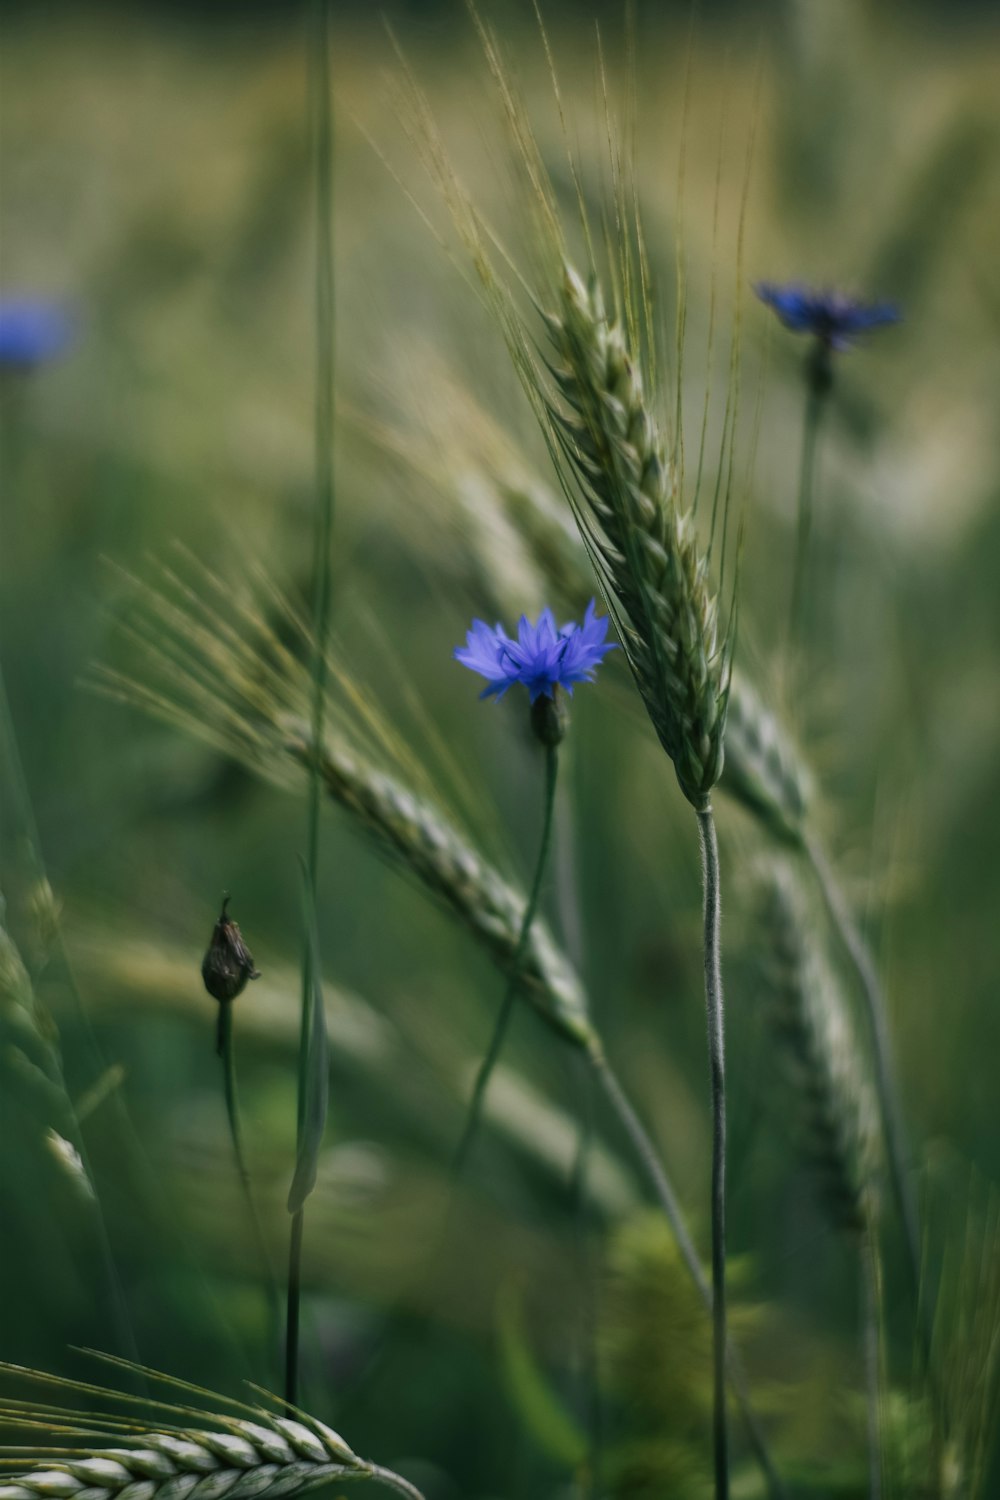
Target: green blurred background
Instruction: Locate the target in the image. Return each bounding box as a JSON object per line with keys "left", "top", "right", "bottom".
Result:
{"left": 1, "top": 1, "right": 998, "bottom": 1495}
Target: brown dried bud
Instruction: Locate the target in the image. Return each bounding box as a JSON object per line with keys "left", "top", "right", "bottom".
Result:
{"left": 201, "top": 896, "right": 260, "bottom": 1004}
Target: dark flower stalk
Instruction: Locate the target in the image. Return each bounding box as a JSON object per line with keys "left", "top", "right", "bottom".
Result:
{"left": 754, "top": 283, "right": 899, "bottom": 652}
{"left": 201, "top": 898, "right": 278, "bottom": 1370}
{"left": 451, "top": 734, "right": 560, "bottom": 1176}
{"left": 286, "top": 0, "right": 336, "bottom": 1415}
{"left": 452, "top": 602, "right": 613, "bottom": 1169}
{"left": 788, "top": 371, "right": 827, "bottom": 654}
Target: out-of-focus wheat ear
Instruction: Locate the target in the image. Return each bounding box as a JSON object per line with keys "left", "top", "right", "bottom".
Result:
{"left": 757, "top": 859, "right": 890, "bottom": 1491}
{"left": 723, "top": 672, "right": 811, "bottom": 845}
{"left": 804, "top": 831, "right": 925, "bottom": 1323}
{"left": 757, "top": 859, "right": 882, "bottom": 1237}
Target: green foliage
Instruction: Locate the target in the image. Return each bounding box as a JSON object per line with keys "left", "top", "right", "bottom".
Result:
{"left": 0, "top": 2, "right": 998, "bottom": 1495}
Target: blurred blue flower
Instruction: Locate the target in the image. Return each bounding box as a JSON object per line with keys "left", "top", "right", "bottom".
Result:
{"left": 0, "top": 297, "right": 74, "bottom": 368}
{"left": 455, "top": 599, "right": 615, "bottom": 703}
{"left": 755, "top": 283, "right": 899, "bottom": 351}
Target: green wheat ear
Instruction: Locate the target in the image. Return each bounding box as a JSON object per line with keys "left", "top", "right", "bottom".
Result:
{"left": 368, "top": 366, "right": 811, "bottom": 849}
{"left": 0, "top": 1357, "right": 425, "bottom": 1500}
{"left": 545, "top": 264, "right": 732, "bottom": 812}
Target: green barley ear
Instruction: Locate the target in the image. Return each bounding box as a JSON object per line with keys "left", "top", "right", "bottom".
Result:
{"left": 757, "top": 859, "right": 881, "bottom": 1235}
{"left": 548, "top": 264, "right": 731, "bottom": 812}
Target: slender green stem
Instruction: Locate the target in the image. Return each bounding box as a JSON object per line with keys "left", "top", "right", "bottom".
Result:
{"left": 558, "top": 767, "right": 601, "bottom": 1500}
{"left": 590, "top": 1049, "right": 707, "bottom": 1297}
{"left": 452, "top": 742, "right": 559, "bottom": 1176}
{"left": 569, "top": 1062, "right": 601, "bottom": 1500}
{"left": 217, "top": 1000, "right": 280, "bottom": 1365}
{"left": 860, "top": 1225, "right": 883, "bottom": 1500}
{"left": 591, "top": 1047, "right": 786, "bottom": 1499}
{"left": 287, "top": 0, "right": 335, "bottom": 1412}
{"left": 787, "top": 375, "right": 827, "bottom": 655}
{"left": 697, "top": 805, "right": 729, "bottom": 1500}
{"left": 284, "top": 1208, "right": 305, "bottom": 1409}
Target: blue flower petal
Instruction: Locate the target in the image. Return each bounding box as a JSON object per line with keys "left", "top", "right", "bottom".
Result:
{"left": 0, "top": 297, "right": 74, "bottom": 367}
{"left": 455, "top": 601, "right": 616, "bottom": 704}
{"left": 755, "top": 281, "right": 899, "bottom": 349}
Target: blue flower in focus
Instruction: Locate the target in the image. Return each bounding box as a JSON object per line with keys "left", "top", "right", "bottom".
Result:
{"left": 0, "top": 297, "right": 74, "bottom": 368}
{"left": 755, "top": 284, "right": 899, "bottom": 351}
{"left": 455, "top": 600, "right": 615, "bottom": 703}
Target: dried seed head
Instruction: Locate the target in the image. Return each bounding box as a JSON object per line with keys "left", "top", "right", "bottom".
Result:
{"left": 201, "top": 897, "right": 260, "bottom": 1004}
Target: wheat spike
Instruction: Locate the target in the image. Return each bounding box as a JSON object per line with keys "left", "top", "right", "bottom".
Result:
{"left": 0, "top": 1366, "right": 424, "bottom": 1500}
{"left": 285, "top": 727, "right": 596, "bottom": 1052}
{"left": 466, "top": 436, "right": 808, "bottom": 841}
{"left": 758, "top": 861, "right": 881, "bottom": 1235}
{"left": 547, "top": 265, "right": 730, "bottom": 811}
{"left": 381, "top": 365, "right": 811, "bottom": 846}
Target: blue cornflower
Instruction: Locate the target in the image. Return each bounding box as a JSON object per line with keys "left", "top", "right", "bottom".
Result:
{"left": 455, "top": 599, "right": 615, "bottom": 704}
{"left": 0, "top": 297, "right": 74, "bottom": 368}
{"left": 755, "top": 283, "right": 899, "bottom": 352}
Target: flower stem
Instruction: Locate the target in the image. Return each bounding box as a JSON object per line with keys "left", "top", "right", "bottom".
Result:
{"left": 569, "top": 1061, "right": 602, "bottom": 1500}
{"left": 589, "top": 1049, "right": 706, "bottom": 1293}
{"left": 788, "top": 374, "right": 828, "bottom": 655}
{"left": 452, "top": 742, "right": 559, "bottom": 1176}
{"left": 589, "top": 1047, "right": 787, "bottom": 1500}
{"left": 697, "top": 805, "right": 729, "bottom": 1500}
{"left": 217, "top": 1000, "right": 280, "bottom": 1371}
{"left": 284, "top": 1208, "right": 305, "bottom": 1410}
{"left": 287, "top": 0, "right": 335, "bottom": 1412}
{"left": 861, "top": 1225, "right": 883, "bottom": 1500}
